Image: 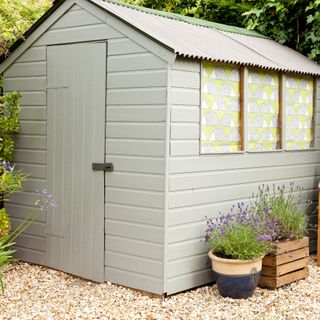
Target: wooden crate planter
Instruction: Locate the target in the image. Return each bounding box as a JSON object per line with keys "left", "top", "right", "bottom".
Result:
{"left": 259, "top": 237, "right": 309, "bottom": 289}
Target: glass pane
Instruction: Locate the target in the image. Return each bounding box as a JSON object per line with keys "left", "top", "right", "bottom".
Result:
{"left": 201, "top": 62, "right": 241, "bottom": 153}
{"left": 285, "top": 75, "right": 314, "bottom": 150}
{"left": 247, "top": 70, "right": 280, "bottom": 151}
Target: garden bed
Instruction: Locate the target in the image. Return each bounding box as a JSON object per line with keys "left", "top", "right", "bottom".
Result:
{"left": 0, "top": 256, "right": 320, "bottom": 319}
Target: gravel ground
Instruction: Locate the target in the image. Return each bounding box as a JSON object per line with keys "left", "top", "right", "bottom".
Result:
{"left": 1, "top": 256, "right": 320, "bottom": 320}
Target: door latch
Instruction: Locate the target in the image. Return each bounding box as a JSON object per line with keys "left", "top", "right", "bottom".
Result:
{"left": 92, "top": 163, "right": 114, "bottom": 171}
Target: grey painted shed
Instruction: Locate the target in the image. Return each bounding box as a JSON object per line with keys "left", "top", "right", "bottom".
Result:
{"left": 1, "top": 0, "right": 320, "bottom": 295}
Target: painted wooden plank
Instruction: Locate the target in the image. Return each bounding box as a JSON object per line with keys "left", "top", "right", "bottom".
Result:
{"left": 14, "top": 247, "right": 46, "bottom": 265}
{"left": 106, "top": 155, "right": 165, "bottom": 174}
{"left": 20, "top": 92, "right": 46, "bottom": 106}
{"left": 69, "top": 4, "right": 82, "bottom": 11}
{"left": 15, "top": 135, "right": 46, "bottom": 150}
{"left": 167, "top": 222, "right": 205, "bottom": 243}
{"left": 105, "top": 252, "right": 163, "bottom": 277}
{"left": 5, "top": 203, "right": 46, "bottom": 223}
{"left": 51, "top": 8, "right": 102, "bottom": 29}
{"left": 172, "top": 58, "right": 200, "bottom": 72}
{"left": 4, "top": 77, "right": 46, "bottom": 91}
{"left": 37, "top": 24, "right": 121, "bottom": 45}
{"left": 168, "top": 239, "right": 207, "bottom": 260}
{"left": 11, "top": 219, "right": 45, "bottom": 237}
{"left": 171, "top": 87, "right": 199, "bottom": 106}
{"left": 169, "top": 177, "right": 318, "bottom": 209}
{"left": 14, "top": 163, "right": 46, "bottom": 179}
{"left": 106, "top": 203, "right": 163, "bottom": 226}
{"left": 15, "top": 235, "right": 45, "bottom": 252}
{"left": 19, "top": 121, "right": 46, "bottom": 135}
{"left": 106, "top": 139, "right": 165, "bottom": 156}
{"left": 106, "top": 187, "right": 164, "bottom": 209}
{"left": 105, "top": 219, "right": 164, "bottom": 243}
{"left": 167, "top": 269, "right": 214, "bottom": 295}
{"left": 108, "top": 70, "right": 167, "bottom": 88}
{"left": 16, "top": 46, "right": 46, "bottom": 63}
{"left": 106, "top": 172, "right": 164, "bottom": 191}
{"left": 171, "top": 106, "right": 200, "bottom": 123}
{"left": 170, "top": 141, "right": 199, "bottom": 156}
{"left": 170, "top": 151, "right": 320, "bottom": 173}
{"left": 171, "top": 123, "right": 199, "bottom": 140}
{"left": 19, "top": 107, "right": 46, "bottom": 121}
{"left": 171, "top": 69, "right": 200, "bottom": 89}
{"left": 106, "top": 123, "right": 166, "bottom": 139}
{"left": 105, "top": 236, "right": 163, "bottom": 260}
{"left": 107, "top": 107, "right": 167, "bottom": 122}
{"left": 170, "top": 164, "right": 320, "bottom": 191}
{"left": 108, "top": 38, "right": 146, "bottom": 55}
{"left": 20, "top": 178, "right": 46, "bottom": 192}
{"left": 14, "top": 150, "right": 46, "bottom": 165}
{"left": 107, "top": 88, "right": 167, "bottom": 105}
{"left": 107, "top": 53, "right": 167, "bottom": 72}
{"left": 105, "top": 267, "right": 163, "bottom": 294}
{"left": 168, "top": 254, "right": 209, "bottom": 278}
{"left": 5, "top": 62, "right": 46, "bottom": 77}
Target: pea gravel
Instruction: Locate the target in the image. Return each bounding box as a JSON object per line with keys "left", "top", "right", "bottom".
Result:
{"left": 1, "top": 256, "right": 320, "bottom": 320}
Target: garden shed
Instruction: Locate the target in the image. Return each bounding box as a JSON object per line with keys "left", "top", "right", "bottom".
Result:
{"left": 1, "top": 0, "right": 320, "bottom": 296}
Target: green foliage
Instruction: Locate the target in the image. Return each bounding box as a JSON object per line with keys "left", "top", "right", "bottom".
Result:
{"left": 251, "top": 183, "right": 309, "bottom": 240}
{"left": 0, "top": 0, "right": 51, "bottom": 56}
{"left": 0, "top": 234, "right": 15, "bottom": 293}
{"left": 0, "top": 92, "right": 21, "bottom": 162}
{"left": 0, "top": 165, "right": 27, "bottom": 202}
{"left": 0, "top": 209, "right": 11, "bottom": 237}
{"left": 208, "top": 223, "right": 268, "bottom": 260}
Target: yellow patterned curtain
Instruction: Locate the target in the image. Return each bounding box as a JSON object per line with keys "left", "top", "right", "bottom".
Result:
{"left": 285, "top": 75, "right": 314, "bottom": 150}
{"left": 247, "top": 70, "right": 280, "bottom": 151}
{"left": 201, "top": 62, "right": 241, "bottom": 153}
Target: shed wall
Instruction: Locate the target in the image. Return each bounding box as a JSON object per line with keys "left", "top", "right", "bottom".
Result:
{"left": 167, "top": 57, "right": 320, "bottom": 294}
{"left": 4, "top": 3, "right": 168, "bottom": 295}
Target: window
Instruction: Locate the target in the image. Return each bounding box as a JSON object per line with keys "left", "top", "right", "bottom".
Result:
{"left": 285, "top": 75, "right": 314, "bottom": 150}
{"left": 247, "top": 70, "right": 280, "bottom": 151}
{"left": 201, "top": 62, "right": 241, "bottom": 153}
{"left": 200, "top": 61, "right": 316, "bottom": 154}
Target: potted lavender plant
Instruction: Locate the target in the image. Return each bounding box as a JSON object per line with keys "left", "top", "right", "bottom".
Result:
{"left": 205, "top": 203, "right": 279, "bottom": 299}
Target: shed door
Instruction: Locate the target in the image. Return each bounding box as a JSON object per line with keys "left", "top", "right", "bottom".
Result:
{"left": 46, "top": 42, "right": 106, "bottom": 282}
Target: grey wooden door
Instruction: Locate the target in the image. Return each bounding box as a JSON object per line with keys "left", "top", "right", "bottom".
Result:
{"left": 46, "top": 42, "right": 106, "bottom": 282}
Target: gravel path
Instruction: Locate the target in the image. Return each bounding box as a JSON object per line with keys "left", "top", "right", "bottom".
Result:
{"left": 1, "top": 256, "right": 320, "bottom": 320}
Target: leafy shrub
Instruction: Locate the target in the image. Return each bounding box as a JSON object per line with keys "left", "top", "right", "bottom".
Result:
{"left": 0, "top": 92, "right": 21, "bottom": 162}
{"left": 0, "top": 161, "right": 27, "bottom": 202}
{"left": 251, "top": 183, "right": 309, "bottom": 240}
{"left": 0, "top": 189, "right": 57, "bottom": 292}
{"left": 0, "top": 208, "right": 10, "bottom": 237}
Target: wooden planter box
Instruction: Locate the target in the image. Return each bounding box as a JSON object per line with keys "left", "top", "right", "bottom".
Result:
{"left": 258, "top": 237, "right": 309, "bottom": 289}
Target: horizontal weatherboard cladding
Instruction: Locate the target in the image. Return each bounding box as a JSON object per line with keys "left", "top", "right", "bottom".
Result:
{"left": 166, "top": 57, "right": 320, "bottom": 295}
{"left": 104, "top": 35, "right": 167, "bottom": 294}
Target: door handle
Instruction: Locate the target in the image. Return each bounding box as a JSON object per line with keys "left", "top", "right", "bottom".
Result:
{"left": 92, "top": 163, "right": 114, "bottom": 171}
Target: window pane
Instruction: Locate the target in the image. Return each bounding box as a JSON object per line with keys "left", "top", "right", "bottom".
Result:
{"left": 201, "top": 62, "right": 241, "bottom": 153}
{"left": 285, "top": 75, "right": 314, "bottom": 150}
{"left": 247, "top": 70, "right": 280, "bottom": 151}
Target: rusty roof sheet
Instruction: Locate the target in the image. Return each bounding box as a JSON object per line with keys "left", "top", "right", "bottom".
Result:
{"left": 91, "top": 0, "right": 320, "bottom": 76}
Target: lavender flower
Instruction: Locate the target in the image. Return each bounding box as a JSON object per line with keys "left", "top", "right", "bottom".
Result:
{"left": 34, "top": 189, "right": 57, "bottom": 212}
{"left": 1, "top": 160, "right": 14, "bottom": 173}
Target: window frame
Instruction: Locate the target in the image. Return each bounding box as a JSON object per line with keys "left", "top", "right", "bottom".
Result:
{"left": 199, "top": 60, "right": 317, "bottom": 155}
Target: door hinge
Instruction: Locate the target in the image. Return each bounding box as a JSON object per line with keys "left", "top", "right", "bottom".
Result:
{"left": 92, "top": 163, "right": 114, "bottom": 171}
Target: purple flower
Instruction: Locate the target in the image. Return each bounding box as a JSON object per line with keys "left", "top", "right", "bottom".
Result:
{"left": 1, "top": 160, "right": 14, "bottom": 173}
{"left": 34, "top": 189, "right": 57, "bottom": 212}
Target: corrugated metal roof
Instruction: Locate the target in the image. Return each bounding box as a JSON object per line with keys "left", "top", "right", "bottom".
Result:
{"left": 90, "top": 0, "right": 320, "bottom": 76}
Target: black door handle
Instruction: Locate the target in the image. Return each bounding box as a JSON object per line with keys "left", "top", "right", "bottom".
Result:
{"left": 92, "top": 163, "right": 114, "bottom": 171}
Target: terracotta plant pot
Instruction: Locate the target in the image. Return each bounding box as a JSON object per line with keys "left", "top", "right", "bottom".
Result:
{"left": 208, "top": 250, "right": 263, "bottom": 299}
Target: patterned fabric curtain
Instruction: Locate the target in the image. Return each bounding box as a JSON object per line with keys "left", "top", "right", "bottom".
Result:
{"left": 201, "top": 62, "right": 241, "bottom": 153}
{"left": 285, "top": 75, "right": 314, "bottom": 150}
{"left": 247, "top": 70, "right": 280, "bottom": 151}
